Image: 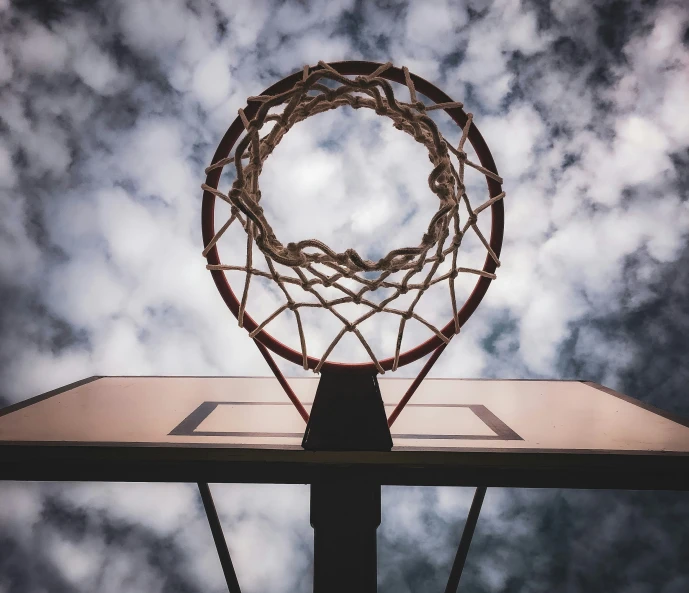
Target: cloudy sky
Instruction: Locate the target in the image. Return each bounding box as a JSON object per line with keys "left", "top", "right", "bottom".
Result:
{"left": 1, "top": 0, "right": 689, "bottom": 591}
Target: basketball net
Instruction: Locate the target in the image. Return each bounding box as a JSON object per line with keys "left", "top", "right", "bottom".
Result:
{"left": 202, "top": 61, "right": 504, "bottom": 375}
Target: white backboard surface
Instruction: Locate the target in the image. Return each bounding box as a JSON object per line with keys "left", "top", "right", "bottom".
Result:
{"left": 1, "top": 377, "right": 688, "bottom": 488}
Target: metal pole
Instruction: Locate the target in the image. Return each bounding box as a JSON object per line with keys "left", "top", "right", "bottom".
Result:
{"left": 198, "top": 483, "right": 242, "bottom": 593}
{"left": 311, "top": 480, "right": 381, "bottom": 593}
{"left": 444, "top": 486, "right": 487, "bottom": 593}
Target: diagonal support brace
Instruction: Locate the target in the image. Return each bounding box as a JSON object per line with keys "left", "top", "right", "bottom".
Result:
{"left": 198, "top": 482, "right": 242, "bottom": 593}
{"left": 444, "top": 486, "right": 487, "bottom": 593}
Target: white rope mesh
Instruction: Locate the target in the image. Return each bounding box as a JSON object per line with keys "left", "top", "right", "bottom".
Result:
{"left": 202, "top": 61, "right": 505, "bottom": 373}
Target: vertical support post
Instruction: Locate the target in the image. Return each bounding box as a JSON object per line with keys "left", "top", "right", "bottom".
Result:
{"left": 311, "top": 480, "right": 381, "bottom": 593}
{"left": 304, "top": 371, "right": 390, "bottom": 591}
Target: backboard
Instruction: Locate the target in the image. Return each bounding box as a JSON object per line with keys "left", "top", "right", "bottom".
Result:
{"left": 1, "top": 377, "right": 688, "bottom": 489}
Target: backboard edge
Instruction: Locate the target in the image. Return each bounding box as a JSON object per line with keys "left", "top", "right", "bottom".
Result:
{"left": 0, "top": 376, "right": 103, "bottom": 418}
{"left": 583, "top": 381, "right": 689, "bottom": 429}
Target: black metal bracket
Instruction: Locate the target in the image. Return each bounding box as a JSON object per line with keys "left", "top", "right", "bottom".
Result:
{"left": 302, "top": 371, "right": 393, "bottom": 451}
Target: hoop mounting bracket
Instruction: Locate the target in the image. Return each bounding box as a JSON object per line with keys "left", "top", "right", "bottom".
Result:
{"left": 302, "top": 372, "right": 393, "bottom": 451}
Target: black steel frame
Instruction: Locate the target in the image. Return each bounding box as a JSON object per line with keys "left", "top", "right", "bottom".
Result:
{"left": 196, "top": 481, "right": 488, "bottom": 593}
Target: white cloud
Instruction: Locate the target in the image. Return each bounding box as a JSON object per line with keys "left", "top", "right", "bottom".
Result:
{"left": 573, "top": 326, "right": 637, "bottom": 387}
{"left": 450, "top": 0, "right": 551, "bottom": 110}
{"left": 95, "top": 187, "right": 166, "bottom": 275}
{"left": 96, "top": 552, "right": 166, "bottom": 593}
{"left": 0, "top": 483, "right": 44, "bottom": 533}
{"left": 0, "top": 95, "right": 72, "bottom": 177}
{"left": 405, "top": 1, "right": 468, "bottom": 52}
{"left": 480, "top": 105, "right": 547, "bottom": 180}
{"left": 657, "top": 74, "right": 689, "bottom": 146}
{"left": 73, "top": 46, "right": 125, "bottom": 95}
{"left": 48, "top": 254, "right": 128, "bottom": 328}
{"left": 46, "top": 535, "right": 105, "bottom": 587}
{"left": 2, "top": 346, "right": 92, "bottom": 403}
{"left": 0, "top": 191, "right": 43, "bottom": 293}
{"left": 500, "top": 1, "right": 549, "bottom": 55}
{"left": 211, "top": 484, "right": 311, "bottom": 593}
{"left": 59, "top": 483, "right": 199, "bottom": 535}
{"left": 271, "top": 0, "right": 356, "bottom": 35}
{"left": 192, "top": 50, "right": 233, "bottom": 110}
{"left": 217, "top": 1, "right": 271, "bottom": 48}
{"left": 15, "top": 23, "right": 70, "bottom": 72}
{"left": 260, "top": 31, "right": 353, "bottom": 75}
{"left": 433, "top": 331, "right": 489, "bottom": 376}
{"left": 611, "top": 5, "right": 689, "bottom": 149}
{"left": 570, "top": 116, "right": 674, "bottom": 209}
{"left": 518, "top": 285, "right": 580, "bottom": 373}
{"left": 117, "top": 0, "right": 196, "bottom": 55}
{"left": 118, "top": 119, "right": 196, "bottom": 205}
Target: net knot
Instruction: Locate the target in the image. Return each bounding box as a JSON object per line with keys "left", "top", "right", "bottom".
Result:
{"left": 402, "top": 311, "right": 413, "bottom": 320}
{"left": 345, "top": 322, "right": 355, "bottom": 332}
{"left": 399, "top": 285, "right": 409, "bottom": 295}
{"left": 414, "top": 101, "right": 426, "bottom": 112}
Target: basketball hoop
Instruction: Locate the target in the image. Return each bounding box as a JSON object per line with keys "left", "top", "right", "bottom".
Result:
{"left": 202, "top": 61, "right": 505, "bottom": 378}
{"left": 6, "top": 59, "right": 688, "bottom": 593}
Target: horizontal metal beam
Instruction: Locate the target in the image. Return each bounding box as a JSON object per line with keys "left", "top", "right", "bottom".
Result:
{"left": 2, "top": 446, "right": 688, "bottom": 490}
